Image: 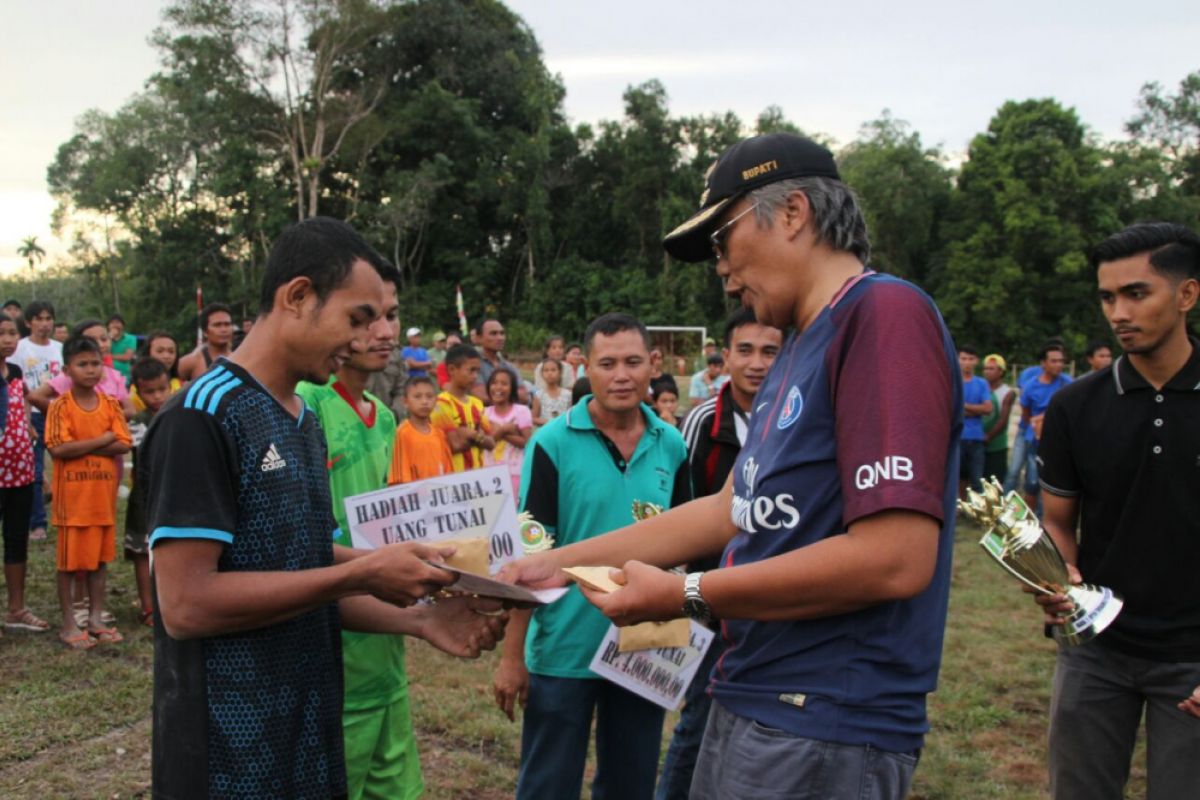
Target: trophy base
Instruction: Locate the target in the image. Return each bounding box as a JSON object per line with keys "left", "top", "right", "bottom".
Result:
{"left": 1052, "top": 584, "right": 1124, "bottom": 647}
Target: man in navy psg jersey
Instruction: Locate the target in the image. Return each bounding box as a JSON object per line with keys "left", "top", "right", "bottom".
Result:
{"left": 503, "top": 133, "right": 962, "bottom": 800}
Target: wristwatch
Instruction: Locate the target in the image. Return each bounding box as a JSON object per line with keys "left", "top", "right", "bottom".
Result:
{"left": 682, "top": 571, "right": 711, "bottom": 624}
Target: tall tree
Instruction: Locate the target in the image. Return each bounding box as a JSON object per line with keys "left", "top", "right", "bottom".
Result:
{"left": 1121, "top": 71, "right": 1200, "bottom": 224}
{"left": 16, "top": 236, "right": 46, "bottom": 294}
{"left": 160, "top": 0, "right": 388, "bottom": 219}
{"left": 931, "top": 99, "right": 1125, "bottom": 359}
{"left": 838, "top": 111, "right": 951, "bottom": 284}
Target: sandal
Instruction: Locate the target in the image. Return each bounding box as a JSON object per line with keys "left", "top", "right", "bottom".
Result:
{"left": 138, "top": 609, "right": 154, "bottom": 627}
{"left": 5, "top": 608, "right": 50, "bottom": 631}
{"left": 59, "top": 631, "right": 96, "bottom": 650}
{"left": 87, "top": 626, "right": 124, "bottom": 644}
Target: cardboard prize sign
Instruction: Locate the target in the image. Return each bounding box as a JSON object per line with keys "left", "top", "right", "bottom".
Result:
{"left": 589, "top": 621, "right": 715, "bottom": 711}
{"left": 343, "top": 464, "right": 519, "bottom": 574}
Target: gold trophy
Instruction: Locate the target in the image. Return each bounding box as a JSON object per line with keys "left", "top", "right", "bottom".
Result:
{"left": 958, "top": 478, "right": 1122, "bottom": 646}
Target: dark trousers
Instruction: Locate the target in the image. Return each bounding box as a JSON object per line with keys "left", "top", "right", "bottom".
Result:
{"left": 516, "top": 674, "right": 664, "bottom": 800}
{"left": 959, "top": 439, "right": 985, "bottom": 492}
{"left": 655, "top": 641, "right": 722, "bottom": 800}
{"left": 1049, "top": 640, "right": 1200, "bottom": 800}
{"left": 0, "top": 483, "right": 33, "bottom": 564}
{"left": 29, "top": 413, "right": 46, "bottom": 530}
{"left": 689, "top": 702, "right": 918, "bottom": 800}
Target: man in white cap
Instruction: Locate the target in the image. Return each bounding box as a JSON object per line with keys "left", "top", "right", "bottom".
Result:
{"left": 401, "top": 327, "right": 432, "bottom": 378}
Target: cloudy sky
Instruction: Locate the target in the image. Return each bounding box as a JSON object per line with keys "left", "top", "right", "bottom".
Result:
{"left": 2, "top": 0, "right": 1196, "bottom": 275}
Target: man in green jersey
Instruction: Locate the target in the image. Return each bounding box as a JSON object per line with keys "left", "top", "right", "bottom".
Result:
{"left": 298, "top": 276, "right": 504, "bottom": 800}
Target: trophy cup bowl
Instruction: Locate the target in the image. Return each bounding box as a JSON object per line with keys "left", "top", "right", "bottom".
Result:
{"left": 960, "top": 478, "right": 1122, "bottom": 646}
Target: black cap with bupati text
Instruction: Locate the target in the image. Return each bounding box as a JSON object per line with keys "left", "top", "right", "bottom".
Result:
{"left": 662, "top": 132, "right": 840, "bottom": 263}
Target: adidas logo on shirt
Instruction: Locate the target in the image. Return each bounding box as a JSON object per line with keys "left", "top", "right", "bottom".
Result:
{"left": 260, "top": 443, "right": 287, "bottom": 472}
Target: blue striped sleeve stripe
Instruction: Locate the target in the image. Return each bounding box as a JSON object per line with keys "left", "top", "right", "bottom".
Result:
{"left": 192, "top": 370, "right": 237, "bottom": 410}
{"left": 184, "top": 366, "right": 228, "bottom": 408}
{"left": 205, "top": 374, "right": 242, "bottom": 414}
{"left": 149, "top": 526, "right": 234, "bottom": 547}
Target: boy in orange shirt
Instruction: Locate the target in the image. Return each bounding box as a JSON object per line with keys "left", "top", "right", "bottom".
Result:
{"left": 45, "top": 337, "right": 132, "bottom": 649}
{"left": 390, "top": 376, "right": 453, "bottom": 484}
{"left": 430, "top": 345, "right": 494, "bottom": 472}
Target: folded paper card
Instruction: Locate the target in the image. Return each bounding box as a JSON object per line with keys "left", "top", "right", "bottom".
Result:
{"left": 618, "top": 618, "right": 691, "bottom": 652}
{"left": 421, "top": 560, "right": 568, "bottom": 605}
{"left": 562, "top": 566, "right": 623, "bottom": 594}
{"left": 442, "top": 537, "right": 489, "bottom": 577}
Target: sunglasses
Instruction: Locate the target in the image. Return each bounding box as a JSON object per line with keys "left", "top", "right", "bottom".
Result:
{"left": 709, "top": 202, "right": 759, "bottom": 260}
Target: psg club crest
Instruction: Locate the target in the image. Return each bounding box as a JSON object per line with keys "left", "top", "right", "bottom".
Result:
{"left": 776, "top": 386, "right": 804, "bottom": 430}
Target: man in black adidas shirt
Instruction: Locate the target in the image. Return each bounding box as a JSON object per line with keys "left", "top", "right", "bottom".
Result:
{"left": 143, "top": 218, "right": 505, "bottom": 799}
{"left": 1033, "top": 222, "right": 1200, "bottom": 799}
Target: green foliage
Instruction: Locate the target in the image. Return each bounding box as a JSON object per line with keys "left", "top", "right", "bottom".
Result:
{"left": 930, "top": 99, "right": 1126, "bottom": 359}
{"left": 839, "top": 111, "right": 952, "bottom": 284}
{"left": 27, "top": 2, "right": 1200, "bottom": 363}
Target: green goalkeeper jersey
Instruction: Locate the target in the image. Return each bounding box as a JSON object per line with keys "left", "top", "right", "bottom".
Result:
{"left": 296, "top": 377, "right": 405, "bottom": 711}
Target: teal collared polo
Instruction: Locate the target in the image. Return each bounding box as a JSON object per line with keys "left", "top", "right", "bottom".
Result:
{"left": 519, "top": 395, "right": 691, "bottom": 678}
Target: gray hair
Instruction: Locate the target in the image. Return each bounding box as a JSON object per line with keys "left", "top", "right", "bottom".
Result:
{"left": 749, "top": 177, "right": 871, "bottom": 264}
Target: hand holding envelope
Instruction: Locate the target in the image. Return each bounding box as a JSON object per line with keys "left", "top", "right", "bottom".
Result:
{"left": 563, "top": 565, "right": 690, "bottom": 652}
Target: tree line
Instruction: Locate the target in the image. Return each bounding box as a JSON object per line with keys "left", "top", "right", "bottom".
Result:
{"left": 18, "top": 0, "right": 1200, "bottom": 362}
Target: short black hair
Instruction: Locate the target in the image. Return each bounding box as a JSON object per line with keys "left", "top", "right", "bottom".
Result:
{"left": 3, "top": 299, "right": 20, "bottom": 309}
{"left": 403, "top": 375, "right": 436, "bottom": 395}
{"left": 958, "top": 344, "right": 979, "bottom": 357}
{"left": 0, "top": 312, "right": 12, "bottom": 327}
{"left": 1090, "top": 222, "right": 1200, "bottom": 282}
{"left": 706, "top": 353, "right": 724, "bottom": 365}
{"left": 1038, "top": 343, "right": 1066, "bottom": 362}
{"left": 1084, "top": 339, "right": 1112, "bottom": 358}
{"left": 259, "top": 217, "right": 401, "bottom": 314}
{"left": 486, "top": 367, "right": 520, "bottom": 404}
{"left": 445, "top": 343, "right": 481, "bottom": 367}
{"left": 651, "top": 379, "right": 679, "bottom": 400}
{"left": 565, "top": 341, "right": 582, "bottom": 354}
{"left": 71, "top": 319, "right": 105, "bottom": 339}
{"left": 571, "top": 376, "right": 592, "bottom": 405}
{"left": 63, "top": 336, "right": 101, "bottom": 363}
{"left": 131, "top": 357, "right": 169, "bottom": 387}
{"left": 25, "top": 300, "right": 54, "bottom": 321}
{"left": 200, "top": 303, "right": 232, "bottom": 331}
{"left": 53, "top": 322, "right": 68, "bottom": 330}
{"left": 107, "top": 314, "right": 126, "bottom": 326}
{"left": 583, "top": 312, "right": 651, "bottom": 354}
{"left": 722, "top": 307, "right": 761, "bottom": 348}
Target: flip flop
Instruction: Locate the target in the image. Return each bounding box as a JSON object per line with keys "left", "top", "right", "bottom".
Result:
{"left": 138, "top": 609, "right": 154, "bottom": 627}
{"left": 87, "top": 626, "right": 124, "bottom": 644}
{"left": 5, "top": 608, "right": 50, "bottom": 631}
{"left": 59, "top": 631, "right": 96, "bottom": 650}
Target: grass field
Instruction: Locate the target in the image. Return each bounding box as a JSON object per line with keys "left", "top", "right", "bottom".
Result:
{"left": 0, "top": 524, "right": 1147, "bottom": 799}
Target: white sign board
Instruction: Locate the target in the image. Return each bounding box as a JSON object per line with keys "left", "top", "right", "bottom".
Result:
{"left": 589, "top": 621, "right": 716, "bottom": 711}
{"left": 343, "top": 465, "right": 519, "bottom": 574}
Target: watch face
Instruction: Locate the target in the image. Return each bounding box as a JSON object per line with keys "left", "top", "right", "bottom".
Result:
{"left": 683, "top": 598, "right": 709, "bottom": 621}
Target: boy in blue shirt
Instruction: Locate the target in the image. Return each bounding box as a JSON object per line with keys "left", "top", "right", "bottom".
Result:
{"left": 958, "top": 345, "right": 993, "bottom": 496}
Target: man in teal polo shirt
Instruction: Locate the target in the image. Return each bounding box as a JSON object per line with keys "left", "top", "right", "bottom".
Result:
{"left": 493, "top": 312, "right": 691, "bottom": 800}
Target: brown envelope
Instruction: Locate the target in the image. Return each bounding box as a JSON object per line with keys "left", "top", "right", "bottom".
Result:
{"left": 562, "top": 566, "right": 623, "bottom": 593}
{"left": 618, "top": 618, "right": 691, "bottom": 652}
{"left": 441, "top": 538, "right": 490, "bottom": 576}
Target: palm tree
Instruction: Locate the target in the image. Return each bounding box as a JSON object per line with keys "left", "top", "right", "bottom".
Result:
{"left": 16, "top": 235, "right": 46, "bottom": 294}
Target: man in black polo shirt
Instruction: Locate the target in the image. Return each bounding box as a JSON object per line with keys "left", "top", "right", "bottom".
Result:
{"left": 1034, "top": 222, "right": 1200, "bottom": 799}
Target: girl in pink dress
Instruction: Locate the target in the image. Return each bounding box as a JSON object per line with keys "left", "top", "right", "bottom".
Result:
{"left": 482, "top": 368, "right": 532, "bottom": 500}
